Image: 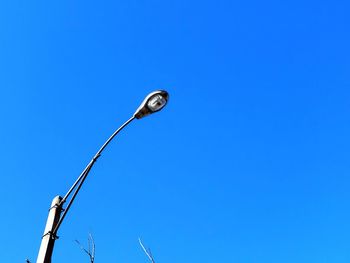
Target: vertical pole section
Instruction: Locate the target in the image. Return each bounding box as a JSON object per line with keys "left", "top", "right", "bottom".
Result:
{"left": 36, "top": 196, "right": 63, "bottom": 263}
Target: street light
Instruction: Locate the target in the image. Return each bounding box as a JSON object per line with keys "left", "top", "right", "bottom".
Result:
{"left": 134, "top": 90, "right": 169, "bottom": 119}
{"left": 36, "top": 90, "right": 169, "bottom": 263}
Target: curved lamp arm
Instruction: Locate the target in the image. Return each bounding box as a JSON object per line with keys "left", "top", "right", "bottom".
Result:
{"left": 52, "top": 116, "right": 136, "bottom": 236}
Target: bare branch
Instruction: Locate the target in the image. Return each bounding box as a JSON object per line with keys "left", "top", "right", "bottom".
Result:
{"left": 75, "top": 233, "right": 95, "bottom": 263}
{"left": 89, "top": 233, "right": 96, "bottom": 261}
{"left": 139, "top": 238, "right": 156, "bottom": 263}
{"left": 75, "top": 239, "right": 90, "bottom": 256}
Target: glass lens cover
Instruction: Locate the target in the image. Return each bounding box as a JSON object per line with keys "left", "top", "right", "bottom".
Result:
{"left": 147, "top": 94, "right": 167, "bottom": 112}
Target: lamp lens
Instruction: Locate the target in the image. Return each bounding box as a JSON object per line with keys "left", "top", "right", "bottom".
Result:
{"left": 147, "top": 94, "right": 167, "bottom": 112}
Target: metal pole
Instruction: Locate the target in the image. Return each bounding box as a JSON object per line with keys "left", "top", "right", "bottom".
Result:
{"left": 36, "top": 196, "right": 63, "bottom": 263}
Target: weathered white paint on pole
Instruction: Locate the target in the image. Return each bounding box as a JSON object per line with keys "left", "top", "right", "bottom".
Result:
{"left": 36, "top": 196, "right": 62, "bottom": 263}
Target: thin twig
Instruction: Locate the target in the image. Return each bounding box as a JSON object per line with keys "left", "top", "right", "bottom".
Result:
{"left": 75, "top": 233, "right": 95, "bottom": 263}
{"left": 139, "top": 238, "right": 156, "bottom": 263}
{"left": 75, "top": 239, "right": 90, "bottom": 256}
{"left": 89, "top": 233, "right": 96, "bottom": 263}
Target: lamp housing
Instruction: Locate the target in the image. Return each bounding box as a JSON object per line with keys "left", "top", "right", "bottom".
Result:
{"left": 134, "top": 90, "right": 169, "bottom": 119}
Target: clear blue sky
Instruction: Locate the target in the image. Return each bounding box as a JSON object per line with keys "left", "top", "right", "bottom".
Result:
{"left": 0, "top": 0, "right": 349, "bottom": 262}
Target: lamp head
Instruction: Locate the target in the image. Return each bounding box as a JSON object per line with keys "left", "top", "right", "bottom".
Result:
{"left": 134, "top": 90, "right": 169, "bottom": 119}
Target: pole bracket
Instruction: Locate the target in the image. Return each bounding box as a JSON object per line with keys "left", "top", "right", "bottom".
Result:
{"left": 48, "top": 203, "right": 63, "bottom": 212}
{"left": 42, "top": 231, "right": 59, "bottom": 240}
